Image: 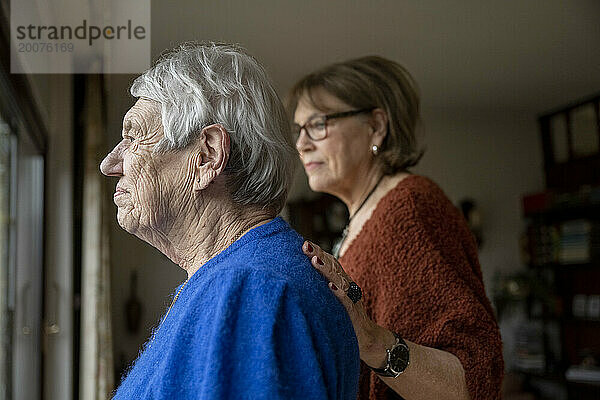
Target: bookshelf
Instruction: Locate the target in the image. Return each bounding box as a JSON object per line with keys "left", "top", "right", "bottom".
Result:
{"left": 520, "top": 192, "right": 600, "bottom": 399}
{"left": 515, "top": 94, "right": 600, "bottom": 399}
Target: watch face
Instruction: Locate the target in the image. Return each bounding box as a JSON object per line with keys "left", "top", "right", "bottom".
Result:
{"left": 390, "top": 344, "right": 409, "bottom": 373}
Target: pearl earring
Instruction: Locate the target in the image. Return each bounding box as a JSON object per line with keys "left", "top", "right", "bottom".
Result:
{"left": 371, "top": 145, "right": 379, "bottom": 156}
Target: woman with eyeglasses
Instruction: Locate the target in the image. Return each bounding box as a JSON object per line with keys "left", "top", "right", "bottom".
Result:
{"left": 288, "top": 56, "right": 503, "bottom": 400}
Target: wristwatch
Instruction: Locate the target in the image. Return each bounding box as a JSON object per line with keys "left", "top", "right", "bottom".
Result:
{"left": 369, "top": 332, "right": 410, "bottom": 378}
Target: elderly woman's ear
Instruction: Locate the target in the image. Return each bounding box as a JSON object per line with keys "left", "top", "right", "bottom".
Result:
{"left": 368, "top": 108, "right": 388, "bottom": 148}
{"left": 193, "top": 124, "right": 231, "bottom": 191}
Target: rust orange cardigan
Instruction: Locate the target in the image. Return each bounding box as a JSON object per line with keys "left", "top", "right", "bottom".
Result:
{"left": 339, "top": 175, "right": 503, "bottom": 400}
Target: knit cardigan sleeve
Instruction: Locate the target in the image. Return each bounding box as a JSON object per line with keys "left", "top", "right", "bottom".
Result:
{"left": 340, "top": 176, "right": 503, "bottom": 400}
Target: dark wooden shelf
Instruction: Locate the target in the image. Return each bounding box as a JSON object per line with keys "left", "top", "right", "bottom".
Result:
{"left": 529, "top": 262, "right": 599, "bottom": 270}
{"left": 529, "top": 316, "right": 600, "bottom": 326}
{"left": 523, "top": 94, "right": 600, "bottom": 400}
{"left": 515, "top": 369, "right": 565, "bottom": 382}
{"left": 524, "top": 203, "right": 600, "bottom": 221}
{"left": 566, "top": 379, "right": 600, "bottom": 388}
{"left": 562, "top": 317, "right": 600, "bottom": 325}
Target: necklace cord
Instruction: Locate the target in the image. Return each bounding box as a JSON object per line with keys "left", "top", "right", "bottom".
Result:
{"left": 333, "top": 174, "right": 385, "bottom": 258}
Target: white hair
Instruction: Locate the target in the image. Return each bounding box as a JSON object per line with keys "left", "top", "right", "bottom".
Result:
{"left": 130, "top": 42, "right": 296, "bottom": 213}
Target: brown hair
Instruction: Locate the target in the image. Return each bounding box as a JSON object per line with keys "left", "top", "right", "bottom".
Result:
{"left": 288, "top": 56, "right": 424, "bottom": 173}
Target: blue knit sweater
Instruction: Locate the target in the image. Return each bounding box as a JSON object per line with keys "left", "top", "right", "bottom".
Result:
{"left": 113, "top": 217, "right": 359, "bottom": 399}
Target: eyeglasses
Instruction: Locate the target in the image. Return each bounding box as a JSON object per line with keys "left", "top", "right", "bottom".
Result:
{"left": 293, "top": 107, "right": 376, "bottom": 142}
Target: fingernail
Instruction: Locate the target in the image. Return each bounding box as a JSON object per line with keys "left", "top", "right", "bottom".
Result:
{"left": 306, "top": 242, "right": 313, "bottom": 252}
{"left": 316, "top": 257, "right": 324, "bottom": 265}
{"left": 329, "top": 282, "right": 338, "bottom": 291}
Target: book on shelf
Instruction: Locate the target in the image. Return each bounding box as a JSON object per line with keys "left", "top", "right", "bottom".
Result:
{"left": 565, "top": 366, "right": 600, "bottom": 384}
{"left": 524, "top": 219, "right": 600, "bottom": 266}
{"left": 559, "top": 220, "right": 591, "bottom": 264}
{"left": 514, "top": 322, "right": 546, "bottom": 373}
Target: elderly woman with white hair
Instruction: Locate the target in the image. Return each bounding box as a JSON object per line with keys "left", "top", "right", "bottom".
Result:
{"left": 100, "top": 43, "right": 359, "bottom": 400}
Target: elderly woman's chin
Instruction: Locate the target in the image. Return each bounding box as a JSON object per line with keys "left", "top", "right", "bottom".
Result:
{"left": 115, "top": 204, "right": 140, "bottom": 235}
{"left": 306, "top": 170, "right": 336, "bottom": 195}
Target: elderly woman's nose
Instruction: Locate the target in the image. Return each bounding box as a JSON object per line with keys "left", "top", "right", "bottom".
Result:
{"left": 100, "top": 143, "right": 124, "bottom": 176}
{"left": 295, "top": 130, "right": 313, "bottom": 153}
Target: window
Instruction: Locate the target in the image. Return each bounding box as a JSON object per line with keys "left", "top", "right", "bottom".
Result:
{"left": 0, "top": 63, "right": 46, "bottom": 400}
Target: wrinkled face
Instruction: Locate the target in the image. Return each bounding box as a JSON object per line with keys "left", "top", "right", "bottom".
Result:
{"left": 293, "top": 89, "right": 374, "bottom": 196}
{"left": 100, "top": 98, "right": 192, "bottom": 239}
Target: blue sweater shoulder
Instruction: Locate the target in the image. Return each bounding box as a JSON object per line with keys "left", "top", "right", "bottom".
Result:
{"left": 113, "top": 218, "right": 359, "bottom": 400}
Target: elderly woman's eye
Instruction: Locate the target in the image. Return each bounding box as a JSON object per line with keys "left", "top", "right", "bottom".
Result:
{"left": 311, "top": 120, "right": 326, "bottom": 130}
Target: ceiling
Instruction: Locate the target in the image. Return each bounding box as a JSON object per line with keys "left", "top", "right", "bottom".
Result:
{"left": 148, "top": 0, "right": 600, "bottom": 114}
